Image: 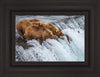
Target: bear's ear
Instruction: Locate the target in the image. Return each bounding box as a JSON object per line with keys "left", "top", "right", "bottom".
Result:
{"left": 47, "top": 23, "right": 54, "bottom": 29}
{"left": 55, "top": 27, "right": 58, "bottom": 29}
{"left": 39, "top": 23, "right": 43, "bottom": 26}
{"left": 55, "top": 27, "right": 59, "bottom": 32}
{"left": 48, "top": 23, "right": 52, "bottom": 26}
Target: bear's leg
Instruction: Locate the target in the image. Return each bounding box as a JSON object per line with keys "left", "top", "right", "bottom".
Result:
{"left": 17, "top": 29, "right": 24, "bottom": 36}
{"left": 22, "top": 35, "right": 27, "bottom": 41}
{"left": 39, "top": 37, "right": 44, "bottom": 45}
{"left": 39, "top": 40, "right": 43, "bottom": 45}
{"left": 39, "top": 39, "right": 43, "bottom": 45}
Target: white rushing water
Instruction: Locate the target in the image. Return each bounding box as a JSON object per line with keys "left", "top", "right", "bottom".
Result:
{"left": 15, "top": 15, "right": 85, "bottom": 62}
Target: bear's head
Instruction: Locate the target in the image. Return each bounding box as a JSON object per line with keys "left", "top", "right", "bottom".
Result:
{"left": 46, "top": 23, "right": 64, "bottom": 38}
{"left": 16, "top": 19, "right": 32, "bottom": 36}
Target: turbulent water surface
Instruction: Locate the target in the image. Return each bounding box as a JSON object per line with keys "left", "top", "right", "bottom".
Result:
{"left": 15, "top": 15, "right": 85, "bottom": 62}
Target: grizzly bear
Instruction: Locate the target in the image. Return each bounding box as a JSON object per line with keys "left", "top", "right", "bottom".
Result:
{"left": 16, "top": 18, "right": 65, "bottom": 44}
{"left": 28, "top": 19, "right": 64, "bottom": 38}
{"left": 25, "top": 24, "right": 53, "bottom": 44}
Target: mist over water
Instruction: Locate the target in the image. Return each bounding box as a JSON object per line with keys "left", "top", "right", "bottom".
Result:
{"left": 15, "top": 15, "right": 85, "bottom": 62}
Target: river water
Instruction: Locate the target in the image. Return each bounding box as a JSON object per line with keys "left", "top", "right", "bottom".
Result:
{"left": 15, "top": 15, "right": 85, "bottom": 62}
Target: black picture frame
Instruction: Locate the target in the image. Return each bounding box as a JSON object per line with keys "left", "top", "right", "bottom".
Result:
{"left": 12, "top": 11, "right": 89, "bottom": 66}
{"left": 0, "top": 0, "right": 99, "bottom": 77}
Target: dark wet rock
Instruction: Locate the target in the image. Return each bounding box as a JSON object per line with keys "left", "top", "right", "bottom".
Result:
{"left": 16, "top": 37, "right": 33, "bottom": 49}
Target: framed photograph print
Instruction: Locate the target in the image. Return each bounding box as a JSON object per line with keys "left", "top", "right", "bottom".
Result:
{"left": 15, "top": 15, "right": 85, "bottom": 62}
{"left": 10, "top": 10, "right": 89, "bottom": 66}
{"left": 0, "top": 0, "right": 99, "bottom": 77}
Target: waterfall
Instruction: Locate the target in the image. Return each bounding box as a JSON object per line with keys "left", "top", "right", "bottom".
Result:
{"left": 15, "top": 15, "right": 85, "bottom": 62}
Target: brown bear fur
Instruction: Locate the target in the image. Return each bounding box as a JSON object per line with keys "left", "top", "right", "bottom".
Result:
{"left": 28, "top": 19, "right": 64, "bottom": 38}
{"left": 29, "top": 19, "right": 64, "bottom": 38}
{"left": 42, "top": 23, "right": 64, "bottom": 38}
{"left": 16, "top": 19, "right": 32, "bottom": 36}
{"left": 28, "top": 18, "right": 40, "bottom": 22}
{"left": 25, "top": 25, "right": 53, "bottom": 44}
{"left": 16, "top": 19, "right": 64, "bottom": 44}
